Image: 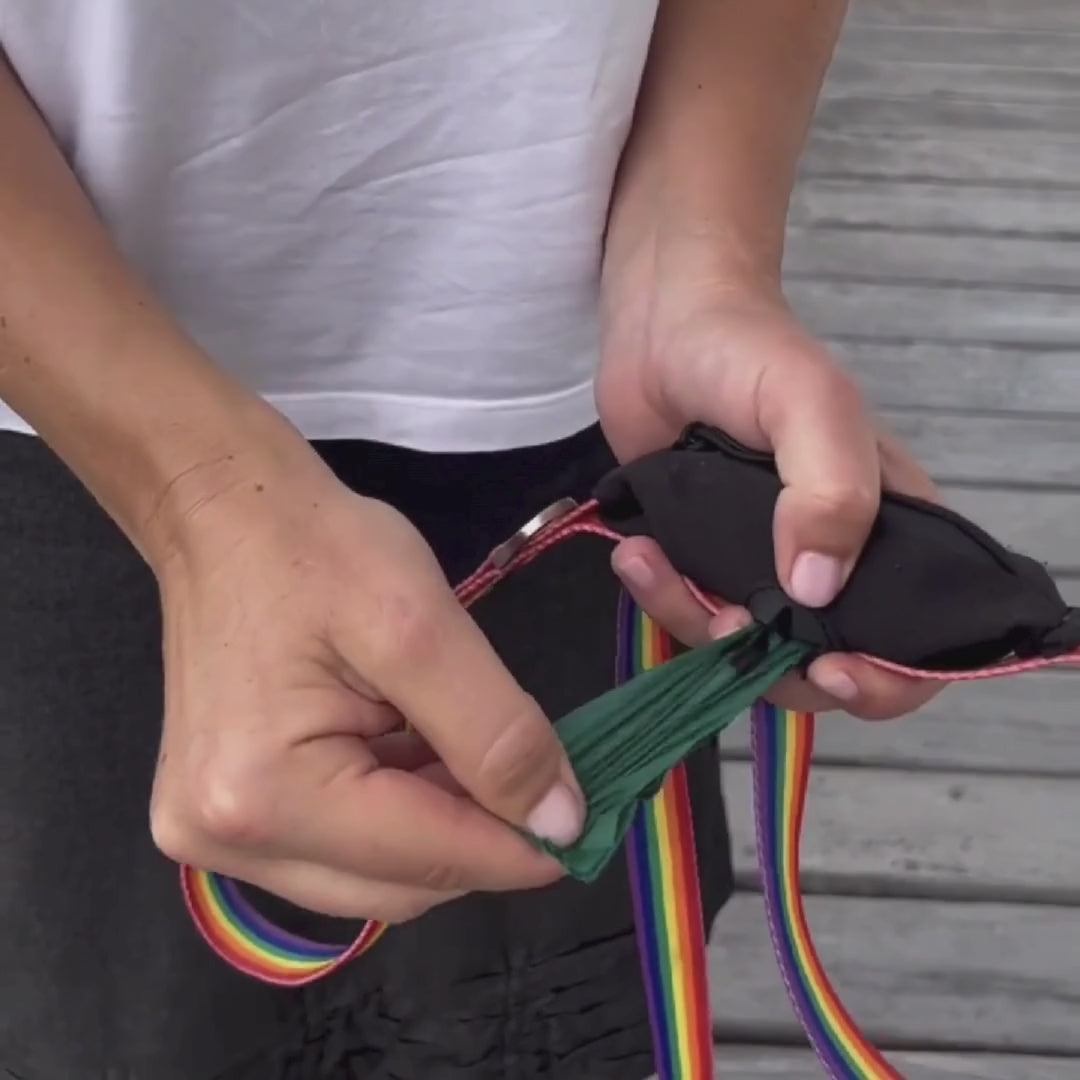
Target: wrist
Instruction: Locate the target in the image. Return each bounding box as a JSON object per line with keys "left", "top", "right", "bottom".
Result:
{"left": 604, "top": 156, "right": 784, "bottom": 308}
{"left": 602, "top": 209, "right": 784, "bottom": 331}
{"left": 603, "top": 168, "right": 781, "bottom": 300}
{"left": 140, "top": 397, "right": 332, "bottom": 578}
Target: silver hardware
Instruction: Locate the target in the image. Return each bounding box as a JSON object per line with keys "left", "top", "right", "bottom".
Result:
{"left": 488, "top": 497, "right": 579, "bottom": 570}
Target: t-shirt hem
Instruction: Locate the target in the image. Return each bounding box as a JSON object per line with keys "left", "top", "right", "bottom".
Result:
{"left": 271, "top": 383, "right": 602, "bottom": 451}
{"left": 0, "top": 382, "right": 601, "bottom": 454}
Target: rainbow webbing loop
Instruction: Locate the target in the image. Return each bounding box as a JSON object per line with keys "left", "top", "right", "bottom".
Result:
{"left": 620, "top": 597, "right": 714, "bottom": 1080}
{"left": 751, "top": 702, "right": 901, "bottom": 1080}
{"left": 181, "top": 862, "right": 385, "bottom": 987}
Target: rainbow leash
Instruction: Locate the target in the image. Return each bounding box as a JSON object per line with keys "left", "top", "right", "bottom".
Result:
{"left": 181, "top": 601, "right": 902, "bottom": 1078}
{"left": 620, "top": 596, "right": 714, "bottom": 1080}
{"left": 182, "top": 598, "right": 718, "bottom": 1075}
{"left": 751, "top": 701, "right": 901, "bottom": 1080}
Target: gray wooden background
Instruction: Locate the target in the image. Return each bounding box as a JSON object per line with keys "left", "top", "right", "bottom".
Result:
{"left": 708, "top": 1, "right": 1080, "bottom": 1076}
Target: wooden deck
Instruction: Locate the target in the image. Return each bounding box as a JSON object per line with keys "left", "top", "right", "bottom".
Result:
{"left": 708, "top": 1, "right": 1080, "bottom": 1076}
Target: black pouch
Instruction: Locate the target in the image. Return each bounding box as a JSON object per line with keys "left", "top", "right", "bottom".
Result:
{"left": 592, "top": 423, "right": 1080, "bottom": 671}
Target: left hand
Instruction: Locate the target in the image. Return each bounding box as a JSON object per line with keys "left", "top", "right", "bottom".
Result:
{"left": 596, "top": 252, "right": 943, "bottom": 721}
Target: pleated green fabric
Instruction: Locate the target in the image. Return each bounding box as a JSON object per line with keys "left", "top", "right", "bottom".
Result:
{"left": 530, "top": 627, "right": 812, "bottom": 882}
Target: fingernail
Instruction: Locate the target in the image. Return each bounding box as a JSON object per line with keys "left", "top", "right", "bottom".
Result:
{"left": 811, "top": 668, "right": 858, "bottom": 702}
{"left": 527, "top": 782, "right": 584, "bottom": 847}
{"left": 790, "top": 552, "right": 844, "bottom": 608}
{"left": 616, "top": 554, "right": 655, "bottom": 591}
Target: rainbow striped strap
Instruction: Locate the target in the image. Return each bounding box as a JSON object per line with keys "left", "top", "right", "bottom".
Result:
{"left": 180, "top": 602, "right": 903, "bottom": 1077}
{"left": 620, "top": 596, "right": 714, "bottom": 1080}
{"left": 180, "top": 866, "right": 385, "bottom": 986}
{"left": 752, "top": 701, "right": 902, "bottom": 1079}
{"left": 181, "top": 596, "right": 719, "bottom": 1080}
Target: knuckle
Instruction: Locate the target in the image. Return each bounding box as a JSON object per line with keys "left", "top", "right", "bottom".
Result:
{"left": 154, "top": 761, "right": 274, "bottom": 857}
{"left": 149, "top": 797, "right": 196, "bottom": 865}
{"left": 817, "top": 364, "right": 864, "bottom": 409}
{"left": 415, "top": 858, "right": 469, "bottom": 894}
{"left": 809, "top": 480, "right": 878, "bottom": 525}
{"left": 190, "top": 771, "right": 271, "bottom": 849}
{"left": 475, "top": 696, "right": 561, "bottom": 814}
{"left": 367, "top": 587, "right": 445, "bottom": 673}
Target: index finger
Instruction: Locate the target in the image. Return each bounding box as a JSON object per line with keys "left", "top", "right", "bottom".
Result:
{"left": 282, "top": 736, "right": 567, "bottom": 894}
{"left": 339, "top": 579, "right": 586, "bottom": 847}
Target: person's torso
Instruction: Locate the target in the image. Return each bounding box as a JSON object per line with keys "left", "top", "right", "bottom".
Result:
{"left": 0, "top": 0, "right": 658, "bottom": 448}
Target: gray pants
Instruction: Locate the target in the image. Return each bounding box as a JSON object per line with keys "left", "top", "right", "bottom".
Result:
{"left": 0, "top": 427, "right": 732, "bottom": 1079}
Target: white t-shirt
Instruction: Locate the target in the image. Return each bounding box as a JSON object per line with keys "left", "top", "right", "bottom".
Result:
{"left": 0, "top": 1, "right": 658, "bottom": 450}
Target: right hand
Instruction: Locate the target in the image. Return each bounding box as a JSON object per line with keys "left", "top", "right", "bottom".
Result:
{"left": 146, "top": 442, "right": 584, "bottom": 924}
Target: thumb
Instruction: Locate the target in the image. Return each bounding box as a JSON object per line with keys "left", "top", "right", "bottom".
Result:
{"left": 348, "top": 581, "right": 586, "bottom": 847}
{"left": 759, "top": 359, "right": 881, "bottom": 609}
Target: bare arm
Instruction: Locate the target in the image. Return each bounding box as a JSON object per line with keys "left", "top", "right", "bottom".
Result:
{"left": 0, "top": 59, "right": 309, "bottom": 563}
{"left": 0, "top": 58, "right": 584, "bottom": 912}
{"left": 604, "top": 0, "right": 849, "bottom": 289}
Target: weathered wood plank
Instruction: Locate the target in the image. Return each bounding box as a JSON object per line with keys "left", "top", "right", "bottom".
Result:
{"left": 850, "top": 0, "right": 1080, "bottom": 35}
{"left": 714, "top": 9, "right": 1080, "bottom": 1069}
{"left": 1057, "top": 577, "right": 1080, "bottom": 606}
{"left": 787, "top": 280, "right": 1080, "bottom": 349}
{"left": 940, "top": 487, "right": 1079, "bottom": 568}
{"left": 830, "top": 341, "right": 1080, "bottom": 416}
{"left": 826, "top": 55, "right": 1080, "bottom": 107}
{"left": 790, "top": 178, "right": 1080, "bottom": 238}
{"left": 815, "top": 96, "right": 1080, "bottom": 140}
{"left": 714, "top": 1047, "right": 1080, "bottom": 1080}
{"left": 801, "top": 132, "right": 1080, "bottom": 185}
{"left": 802, "top": 16, "right": 1080, "bottom": 184}
{"left": 832, "top": 25, "right": 1080, "bottom": 72}
{"left": 722, "top": 761, "right": 1080, "bottom": 899}
{"left": 784, "top": 228, "right": 1080, "bottom": 290}
{"left": 709, "top": 893, "right": 1080, "bottom": 1052}
{"left": 875, "top": 411, "right": 1080, "bottom": 487}
{"left": 786, "top": 228, "right": 1080, "bottom": 293}
{"left": 721, "top": 671, "right": 1080, "bottom": 775}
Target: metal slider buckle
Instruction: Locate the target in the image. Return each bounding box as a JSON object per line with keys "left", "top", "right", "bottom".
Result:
{"left": 488, "top": 497, "right": 579, "bottom": 571}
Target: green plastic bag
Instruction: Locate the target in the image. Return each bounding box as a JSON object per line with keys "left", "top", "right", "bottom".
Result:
{"left": 529, "top": 627, "right": 811, "bottom": 882}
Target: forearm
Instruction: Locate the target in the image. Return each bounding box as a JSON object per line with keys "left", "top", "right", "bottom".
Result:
{"left": 0, "top": 61, "right": 307, "bottom": 563}
{"left": 606, "top": 0, "right": 848, "bottom": 288}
